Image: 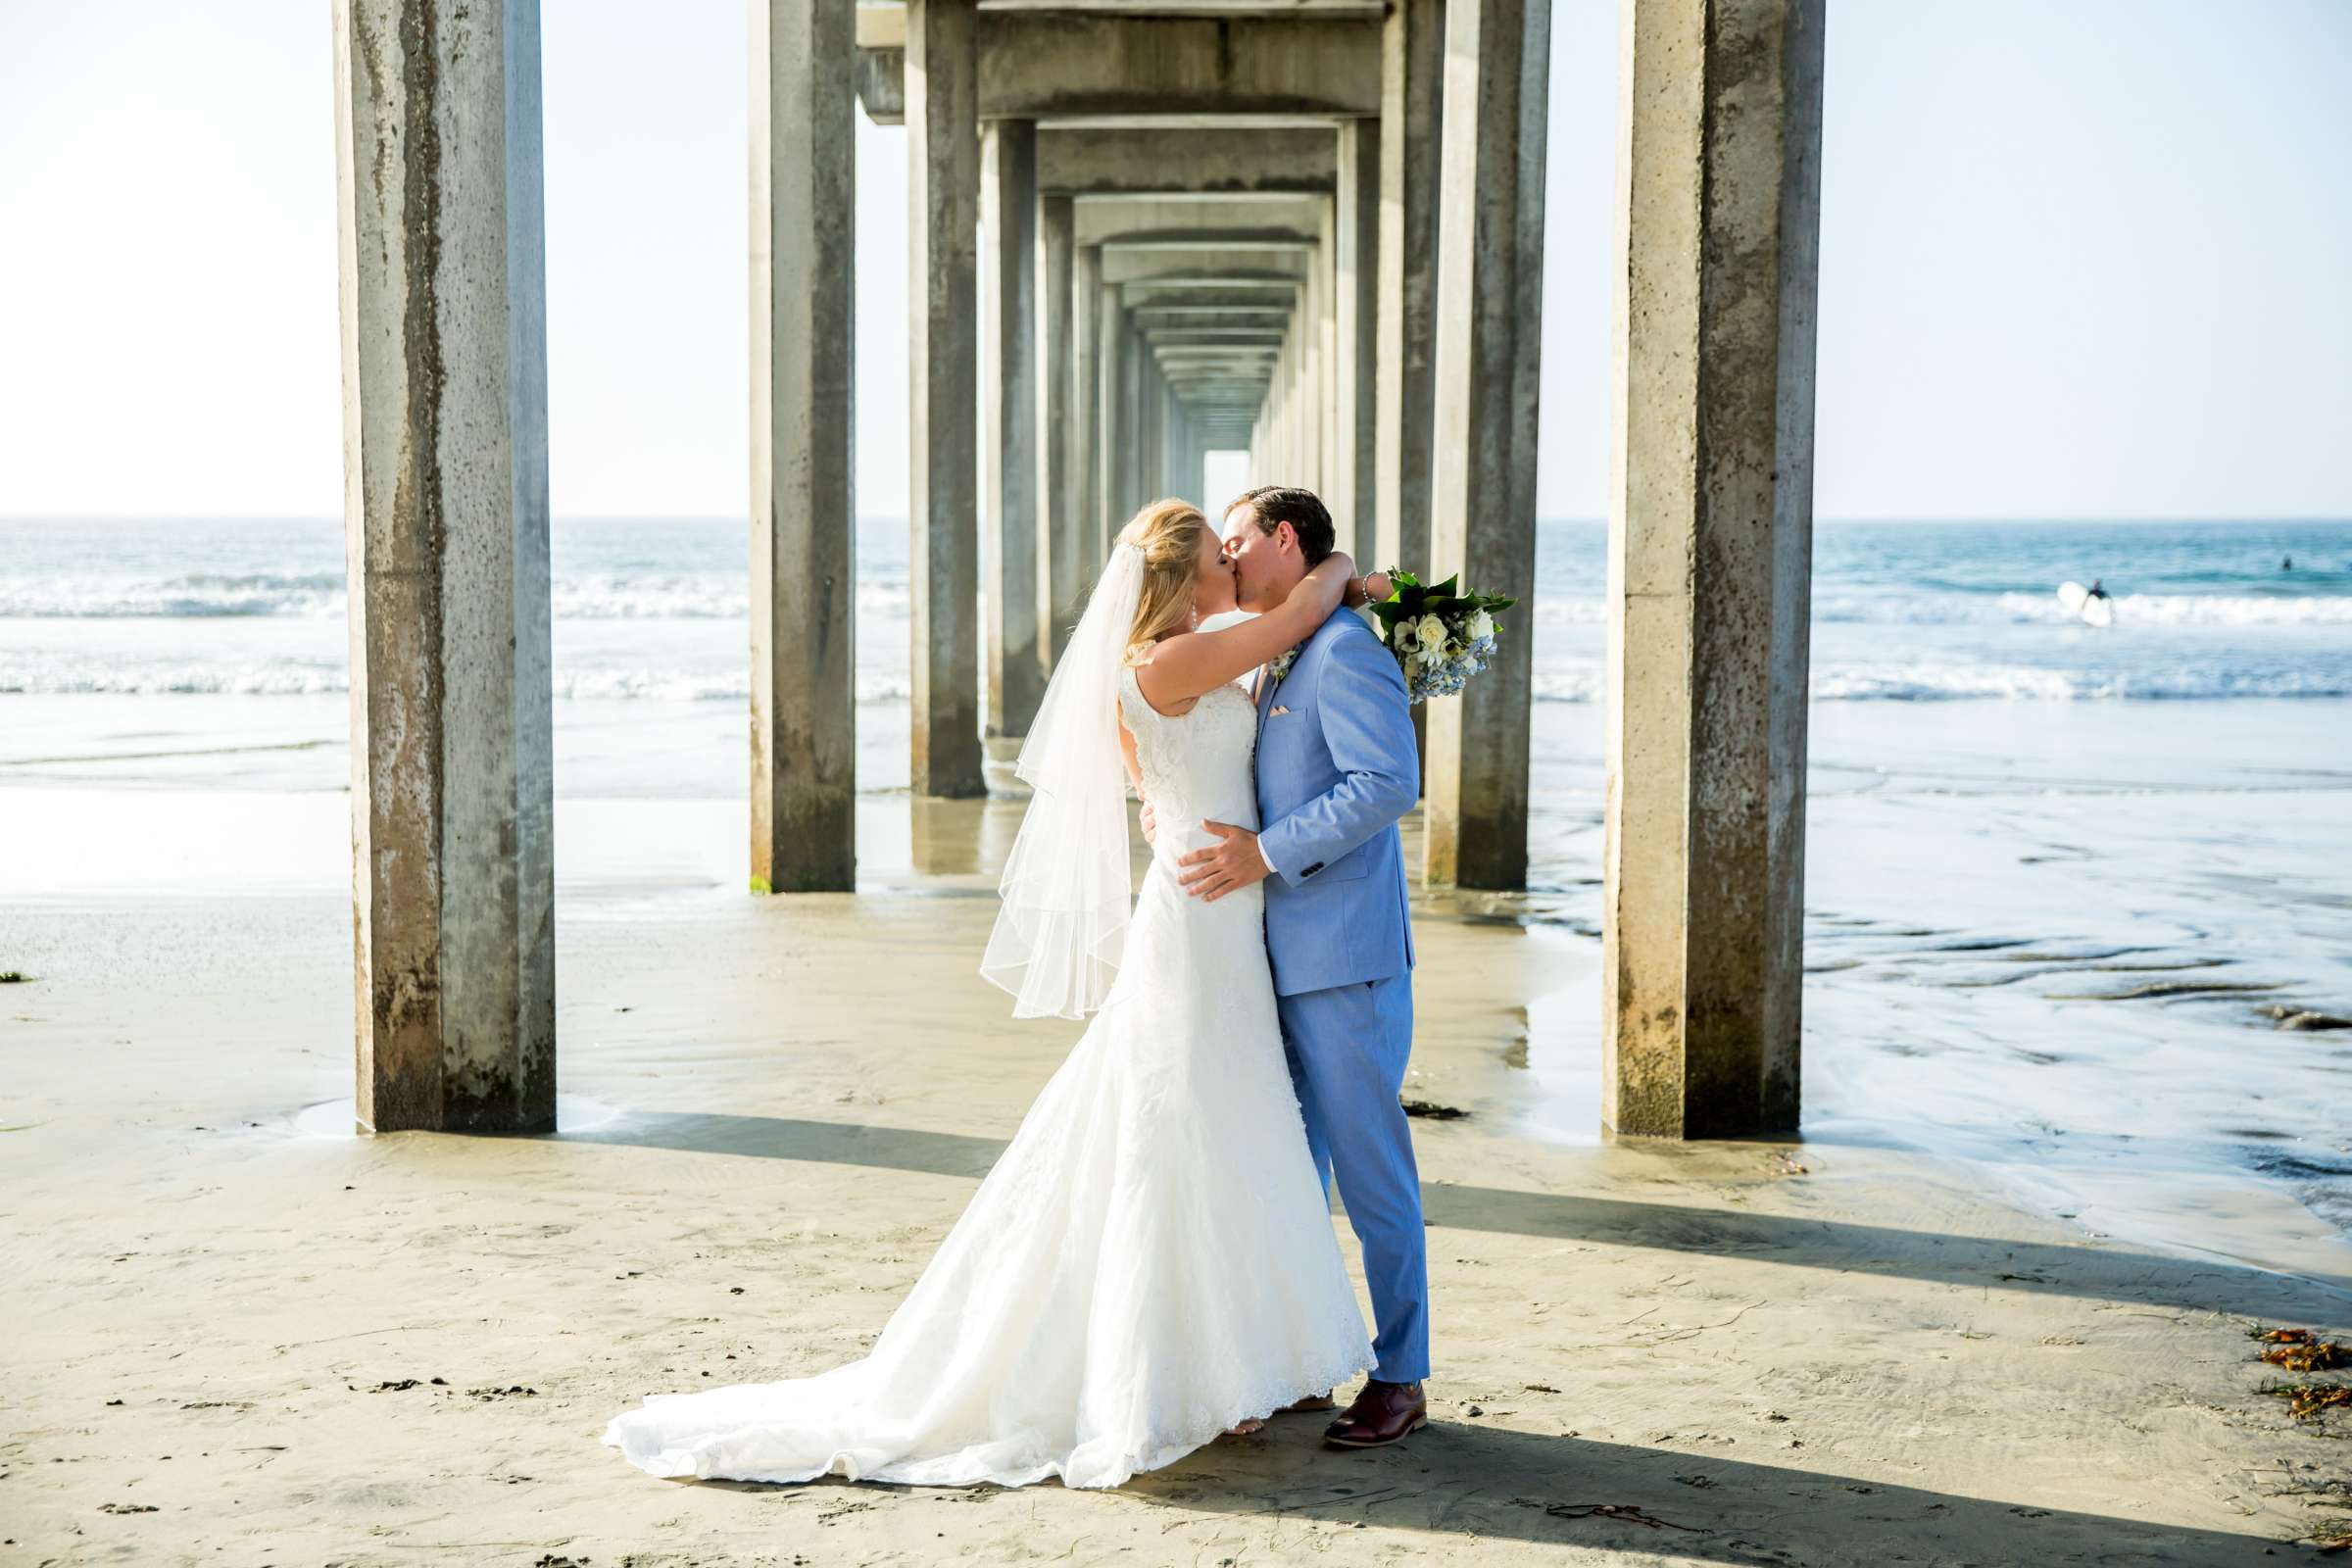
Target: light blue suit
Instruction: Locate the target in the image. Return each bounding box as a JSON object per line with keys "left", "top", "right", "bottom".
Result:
{"left": 1254, "top": 606, "right": 1429, "bottom": 1385}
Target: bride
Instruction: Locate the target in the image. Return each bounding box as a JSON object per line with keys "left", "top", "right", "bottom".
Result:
{"left": 605, "top": 499, "right": 1387, "bottom": 1490}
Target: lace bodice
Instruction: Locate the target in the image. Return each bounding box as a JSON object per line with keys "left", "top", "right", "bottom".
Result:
{"left": 1118, "top": 664, "right": 1259, "bottom": 863}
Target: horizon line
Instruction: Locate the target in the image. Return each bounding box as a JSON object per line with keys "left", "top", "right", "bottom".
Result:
{"left": 7, "top": 513, "right": 2352, "bottom": 528}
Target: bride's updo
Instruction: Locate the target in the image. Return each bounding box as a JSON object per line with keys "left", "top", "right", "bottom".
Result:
{"left": 1118, "top": 498, "right": 1211, "bottom": 664}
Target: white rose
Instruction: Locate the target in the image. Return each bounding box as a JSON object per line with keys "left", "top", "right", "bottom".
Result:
{"left": 1466, "top": 609, "right": 1494, "bottom": 641}
{"left": 1415, "top": 613, "right": 1447, "bottom": 652}
{"left": 1391, "top": 618, "right": 1416, "bottom": 652}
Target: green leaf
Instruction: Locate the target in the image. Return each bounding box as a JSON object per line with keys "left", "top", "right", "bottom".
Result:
{"left": 1374, "top": 567, "right": 1519, "bottom": 631}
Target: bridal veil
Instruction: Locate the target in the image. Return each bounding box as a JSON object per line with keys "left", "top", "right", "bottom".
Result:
{"left": 979, "top": 542, "right": 1146, "bottom": 1019}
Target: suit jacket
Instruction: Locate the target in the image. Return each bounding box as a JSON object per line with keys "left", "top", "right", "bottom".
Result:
{"left": 1254, "top": 607, "right": 1419, "bottom": 998}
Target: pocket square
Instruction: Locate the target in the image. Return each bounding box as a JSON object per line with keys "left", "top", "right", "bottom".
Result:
{"left": 1269, "top": 705, "right": 1292, "bottom": 716}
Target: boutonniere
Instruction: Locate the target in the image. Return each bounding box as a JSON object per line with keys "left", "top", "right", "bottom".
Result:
{"left": 1267, "top": 646, "right": 1299, "bottom": 685}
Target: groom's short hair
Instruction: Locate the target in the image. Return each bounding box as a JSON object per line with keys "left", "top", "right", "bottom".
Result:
{"left": 1228, "top": 486, "right": 1336, "bottom": 569}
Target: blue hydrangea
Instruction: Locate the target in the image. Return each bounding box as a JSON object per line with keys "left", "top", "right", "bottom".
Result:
{"left": 1383, "top": 592, "right": 1511, "bottom": 704}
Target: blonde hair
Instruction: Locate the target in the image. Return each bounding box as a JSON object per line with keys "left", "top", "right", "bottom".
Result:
{"left": 1118, "top": 498, "right": 1212, "bottom": 664}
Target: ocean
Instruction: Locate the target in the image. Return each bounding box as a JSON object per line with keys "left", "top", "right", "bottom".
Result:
{"left": 4, "top": 515, "right": 2348, "bottom": 714}
{"left": 3, "top": 514, "right": 2350, "bottom": 1285}
{"left": 5, "top": 514, "right": 2348, "bottom": 811}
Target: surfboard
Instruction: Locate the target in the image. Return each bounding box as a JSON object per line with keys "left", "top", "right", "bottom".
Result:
{"left": 2057, "top": 580, "right": 2116, "bottom": 628}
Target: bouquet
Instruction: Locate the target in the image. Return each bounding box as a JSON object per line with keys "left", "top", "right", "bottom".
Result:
{"left": 1365, "top": 568, "right": 1518, "bottom": 704}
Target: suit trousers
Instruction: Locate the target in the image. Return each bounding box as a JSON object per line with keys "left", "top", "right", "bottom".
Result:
{"left": 1276, "top": 970, "right": 1429, "bottom": 1384}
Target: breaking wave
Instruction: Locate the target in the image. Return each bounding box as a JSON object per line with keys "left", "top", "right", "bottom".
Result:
{"left": 1533, "top": 592, "right": 2352, "bottom": 629}
{"left": 1530, "top": 662, "right": 2351, "bottom": 703}
{"left": 0, "top": 574, "right": 910, "bottom": 620}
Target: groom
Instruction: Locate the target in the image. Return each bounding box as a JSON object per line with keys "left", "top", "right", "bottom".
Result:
{"left": 1175, "top": 485, "right": 1431, "bottom": 1448}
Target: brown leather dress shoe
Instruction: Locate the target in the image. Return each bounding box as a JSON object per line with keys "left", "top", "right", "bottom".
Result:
{"left": 1322, "top": 1379, "right": 1428, "bottom": 1448}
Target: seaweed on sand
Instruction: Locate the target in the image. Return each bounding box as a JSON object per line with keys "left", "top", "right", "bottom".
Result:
{"left": 2250, "top": 1330, "right": 2352, "bottom": 1420}
{"left": 2259, "top": 1381, "right": 2351, "bottom": 1421}
{"left": 2255, "top": 1328, "right": 2351, "bottom": 1374}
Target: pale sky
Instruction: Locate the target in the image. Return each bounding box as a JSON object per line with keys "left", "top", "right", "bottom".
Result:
{"left": 0, "top": 0, "right": 2345, "bottom": 523}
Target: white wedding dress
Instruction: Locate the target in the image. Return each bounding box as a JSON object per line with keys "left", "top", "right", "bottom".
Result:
{"left": 603, "top": 654, "right": 1372, "bottom": 1490}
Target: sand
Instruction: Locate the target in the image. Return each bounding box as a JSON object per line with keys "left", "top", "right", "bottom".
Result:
{"left": 6, "top": 810, "right": 2350, "bottom": 1568}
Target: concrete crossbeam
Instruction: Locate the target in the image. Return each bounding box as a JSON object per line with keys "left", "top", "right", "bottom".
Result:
{"left": 1102, "top": 237, "right": 1312, "bottom": 254}
{"left": 1121, "top": 288, "right": 1301, "bottom": 316}
{"left": 1101, "top": 250, "right": 1309, "bottom": 285}
{"left": 1153, "top": 355, "right": 1281, "bottom": 370}
{"left": 1131, "top": 307, "right": 1293, "bottom": 321}
{"left": 853, "top": 15, "right": 1381, "bottom": 123}
{"left": 1073, "top": 195, "right": 1326, "bottom": 247}
{"left": 857, "top": 1, "right": 1383, "bottom": 52}
{"left": 1142, "top": 328, "right": 1290, "bottom": 343}
{"left": 1038, "top": 126, "right": 1335, "bottom": 194}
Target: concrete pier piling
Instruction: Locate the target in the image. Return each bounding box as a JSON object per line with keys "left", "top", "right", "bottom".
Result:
{"left": 1374, "top": 0, "right": 1446, "bottom": 586}
{"left": 1062, "top": 226, "right": 1096, "bottom": 611}
{"left": 1334, "top": 120, "right": 1380, "bottom": 559}
{"left": 1095, "top": 278, "right": 1122, "bottom": 548}
{"left": 331, "top": 0, "right": 555, "bottom": 1133}
{"left": 1425, "top": 0, "right": 1552, "bottom": 893}
{"left": 750, "top": 0, "right": 857, "bottom": 895}
{"left": 1604, "top": 0, "right": 1826, "bottom": 1139}
{"left": 980, "top": 118, "right": 1043, "bottom": 738}
{"left": 906, "top": 0, "right": 985, "bottom": 795}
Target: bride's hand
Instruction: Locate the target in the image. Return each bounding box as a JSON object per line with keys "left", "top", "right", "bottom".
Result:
{"left": 1342, "top": 567, "right": 1392, "bottom": 608}
{"left": 1140, "top": 799, "right": 1157, "bottom": 846}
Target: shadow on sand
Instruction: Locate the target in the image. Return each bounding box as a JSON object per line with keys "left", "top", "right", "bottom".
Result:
{"left": 572, "top": 1109, "right": 2337, "bottom": 1556}
{"left": 569, "top": 1109, "right": 2352, "bottom": 1321}
{"left": 1127, "top": 1417, "right": 2288, "bottom": 1564}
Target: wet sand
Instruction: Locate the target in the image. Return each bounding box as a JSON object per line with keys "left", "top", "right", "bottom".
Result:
{"left": 6, "top": 790, "right": 2351, "bottom": 1564}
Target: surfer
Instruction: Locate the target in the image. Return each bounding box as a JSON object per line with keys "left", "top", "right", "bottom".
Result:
{"left": 2057, "top": 577, "right": 2115, "bottom": 627}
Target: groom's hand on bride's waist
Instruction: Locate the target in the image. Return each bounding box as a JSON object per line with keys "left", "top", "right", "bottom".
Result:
{"left": 1178, "top": 821, "right": 1272, "bottom": 903}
